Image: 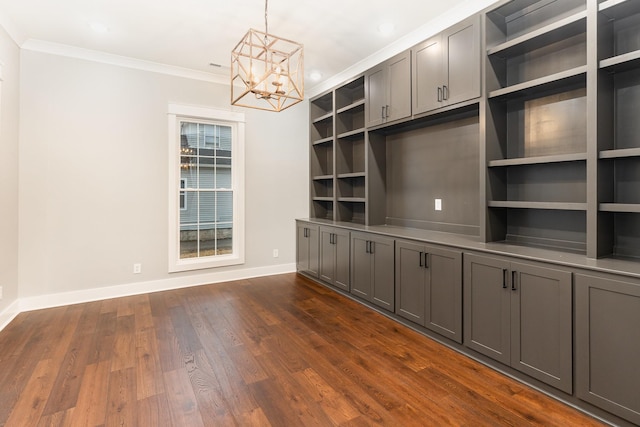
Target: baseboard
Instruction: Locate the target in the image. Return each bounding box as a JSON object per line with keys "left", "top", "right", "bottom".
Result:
{"left": 0, "top": 263, "right": 295, "bottom": 331}
{"left": 0, "top": 299, "right": 21, "bottom": 332}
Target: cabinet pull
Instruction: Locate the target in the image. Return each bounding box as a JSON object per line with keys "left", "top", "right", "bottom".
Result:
{"left": 437, "top": 86, "right": 443, "bottom": 102}
{"left": 381, "top": 106, "right": 385, "bottom": 120}
{"left": 419, "top": 252, "right": 424, "bottom": 267}
{"left": 304, "top": 227, "right": 308, "bottom": 238}
{"left": 369, "top": 241, "right": 375, "bottom": 254}
{"left": 511, "top": 270, "right": 517, "bottom": 291}
{"left": 424, "top": 253, "right": 429, "bottom": 269}
{"left": 365, "top": 241, "right": 370, "bottom": 254}
{"left": 385, "top": 104, "right": 390, "bottom": 118}
{"left": 502, "top": 268, "right": 508, "bottom": 289}
{"left": 443, "top": 85, "right": 449, "bottom": 101}
{"left": 329, "top": 233, "right": 334, "bottom": 244}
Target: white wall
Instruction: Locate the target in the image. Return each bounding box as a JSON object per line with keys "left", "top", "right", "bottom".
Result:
{"left": 18, "top": 50, "right": 308, "bottom": 300}
{"left": 0, "top": 25, "right": 20, "bottom": 323}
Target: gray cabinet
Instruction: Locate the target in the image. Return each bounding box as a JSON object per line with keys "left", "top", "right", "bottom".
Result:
{"left": 575, "top": 273, "right": 640, "bottom": 425}
{"left": 351, "top": 231, "right": 395, "bottom": 311}
{"left": 413, "top": 16, "right": 480, "bottom": 115}
{"left": 365, "top": 50, "right": 411, "bottom": 127}
{"left": 319, "top": 226, "right": 350, "bottom": 291}
{"left": 396, "top": 239, "right": 462, "bottom": 343}
{"left": 296, "top": 221, "right": 319, "bottom": 278}
{"left": 464, "top": 253, "right": 572, "bottom": 393}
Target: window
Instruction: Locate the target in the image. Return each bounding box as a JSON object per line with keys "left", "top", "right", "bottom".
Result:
{"left": 168, "top": 105, "right": 245, "bottom": 272}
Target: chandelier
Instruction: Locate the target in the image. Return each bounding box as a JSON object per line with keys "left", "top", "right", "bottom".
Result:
{"left": 231, "top": 0, "right": 304, "bottom": 112}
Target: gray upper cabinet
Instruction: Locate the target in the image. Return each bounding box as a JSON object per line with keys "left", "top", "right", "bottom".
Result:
{"left": 319, "top": 226, "right": 350, "bottom": 291}
{"left": 365, "top": 50, "right": 411, "bottom": 127}
{"left": 296, "top": 221, "right": 319, "bottom": 278}
{"left": 396, "top": 239, "right": 462, "bottom": 343}
{"left": 413, "top": 16, "right": 480, "bottom": 115}
{"left": 351, "top": 231, "right": 395, "bottom": 311}
{"left": 464, "top": 253, "right": 572, "bottom": 393}
{"left": 575, "top": 273, "right": 640, "bottom": 425}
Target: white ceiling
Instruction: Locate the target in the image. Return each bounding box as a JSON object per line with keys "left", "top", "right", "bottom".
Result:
{"left": 0, "top": 0, "right": 497, "bottom": 95}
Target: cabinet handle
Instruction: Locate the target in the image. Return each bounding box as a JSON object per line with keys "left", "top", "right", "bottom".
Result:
{"left": 511, "top": 270, "right": 517, "bottom": 291}
{"left": 419, "top": 252, "right": 424, "bottom": 267}
{"left": 385, "top": 104, "right": 390, "bottom": 118}
{"left": 304, "top": 227, "right": 308, "bottom": 238}
{"left": 443, "top": 85, "right": 449, "bottom": 101}
{"left": 369, "top": 241, "right": 375, "bottom": 254}
{"left": 365, "top": 241, "right": 369, "bottom": 254}
{"left": 502, "top": 268, "right": 508, "bottom": 289}
{"left": 437, "top": 87, "right": 443, "bottom": 102}
{"left": 381, "top": 106, "right": 385, "bottom": 120}
{"left": 424, "top": 253, "right": 429, "bottom": 269}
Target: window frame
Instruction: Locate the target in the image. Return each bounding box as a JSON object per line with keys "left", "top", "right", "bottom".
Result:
{"left": 168, "top": 104, "right": 245, "bottom": 272}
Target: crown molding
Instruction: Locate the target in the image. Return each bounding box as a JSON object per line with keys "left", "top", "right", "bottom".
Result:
{"left": 0, "top": 11, "right": 26, "bottom": 47}
{"left": 21, "top": 39, "right": 230, "bottom": 85}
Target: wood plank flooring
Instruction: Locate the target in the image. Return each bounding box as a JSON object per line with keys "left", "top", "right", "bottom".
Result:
{"left": 0, "top": 273, "right": 606, "bottom": 426}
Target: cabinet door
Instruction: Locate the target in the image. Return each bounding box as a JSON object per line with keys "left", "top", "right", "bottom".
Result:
{"left": 334, "top": 228, "right": 350, "bottom": 291}
{"left": 412, "top": 36, "right": 443, "bottom": 114}
{"left": 445, "top": 16, "right": 480, "bottom": 107}
{"left": 365, "top": 65, "right": 386, "bottom": 127}
{"left": 464, "top": 253, "right": 511, "bottom": 365}
{"left": 370, "top": 235, "right": 395, "bottom": 312}
{"left": 296, "top": 223, "right": 310, "bottom": 273}
{"left": 425, "top": 245, "right": 462, "bottom": 343}
{"left": 350, "top": 232, "right": 372, "bottom": 299}
{"left": 319, "top": 227, "right": 336, "bottom": 284}
{"left": 395, "top": 240, "right": 426, "bottom": 324}
{"left": 386, "top": 51, "right": 412, "bottom": 123}
{"left": 511, "top": 262, "right": 572, "bottom": 393}
{"left": 576, "top": 274, "right": 640, "bottom": 425}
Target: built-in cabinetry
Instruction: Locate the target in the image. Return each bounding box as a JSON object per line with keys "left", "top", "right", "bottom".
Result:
{"left": 575, "top": 273, "right": 640, "bottom": 425}
{"left": 464, "top": 253, "right": 573, "bottom": 393}
{"left": 395, "top": 240, "right": 462, "bottom": 343}
{"left": 296, "top": 222, "right": 319, "bottom": 278}
{"left": 319, "top": 226, "right": 350, "bottom": 291}
{"left": 413, "top": 16, "right": 481, "bottom": 114}
{"left": 365, "top": 50, "right": 412, "bottom": 127}
{"left": 350, "top": 231, "right": 395, "bottom": 312}
{"left": 310, "top": 92, "right": 334, "bottom": 221}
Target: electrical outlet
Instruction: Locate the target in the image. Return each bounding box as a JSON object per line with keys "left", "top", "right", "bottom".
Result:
{"left": 435, "top": 199, "right": 442, "bottom": 211}
{"left": 273, "top": 249, "right": 279, "bottom": 258}
{"left": 133, "top": 263, "right": 142, "bottom": 274}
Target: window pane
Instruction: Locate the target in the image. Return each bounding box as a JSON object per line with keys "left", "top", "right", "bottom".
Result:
{"left": 198, "top": 222, "right": 216, "bottom": 257}
{"left": 215, "top": 167, "right": 231, "bottom": 189}
{"left": 199, "top": 192, "right": 216, "bottom": 223}
{"left": 217, "top": 224, "right": 233, "bottom": 255}
{"left": 217, "top": 192, "right": 233, "bottom": 222}
{"left": 180, "top": 191, "right": 198, "bottom": 225}
{"left": 180, "top": 223, "right": 198, "bottom": 259}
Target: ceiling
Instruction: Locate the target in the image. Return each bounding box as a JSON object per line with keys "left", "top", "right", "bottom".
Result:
{"left": 0, "top": 0, "right": 495, "bottom": 94}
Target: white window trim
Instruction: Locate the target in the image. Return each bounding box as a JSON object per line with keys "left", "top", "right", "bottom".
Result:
{"left": 168, "top": 104, "right": 245, "bottom": 272}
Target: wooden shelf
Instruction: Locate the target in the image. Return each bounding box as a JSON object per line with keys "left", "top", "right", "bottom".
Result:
{"left": 312, "top": 112, "right": 333, "bottom": 124}
{"left": 312, "top": 136, "right": 333, "bottom": 146}
{"left": 488, "top": 201, "right": 587, "bottom": 211}
{"left": 599, "top": 147, "right": 640, "bottom": 159}
{"left": 600, "top": 203, "right": 640, "bottom": 213}
{"left": 599, "top": 0, "right": 640, "bottom": 19}
{"left": 338, "top": 197, "right": 366, "bottom": 203}
{"left": 337, "top": 99, "right": 365, "bottom": 115}
{"left": 337, "top": 128, "right": 366, "bottom": 140}
{"left": 488, "top": 153, "right": 587, "bottom": 167}
{"left": 600, "top": 50, "right": 640, "bottom": 72}
{"left": 337, "top": 172, "right": 366, "bottom": 179}
{"left": 312, "top": 175, "right": 333, "bottom": 181}
{"left": 488, "top": 66, "right": 587, "bottom": 100}
{"left": 487, "top": 10, "right": 586, "bottom": 58}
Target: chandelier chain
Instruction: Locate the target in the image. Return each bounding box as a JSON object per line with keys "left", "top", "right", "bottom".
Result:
{"left": 264, "top": 0, "right": 269, "bottom": 38}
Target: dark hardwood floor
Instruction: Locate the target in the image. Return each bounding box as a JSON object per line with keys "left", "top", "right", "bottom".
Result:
{"left": 0, "top": 273, "right": 605, "bottom": 426}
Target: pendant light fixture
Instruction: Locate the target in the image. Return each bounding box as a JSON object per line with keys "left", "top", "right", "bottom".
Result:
{"left": 231, "top": 0, "right": 304, "bottom": 112}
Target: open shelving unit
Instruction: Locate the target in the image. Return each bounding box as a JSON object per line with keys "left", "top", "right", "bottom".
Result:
{"left": 596, "top": 0, "right": 640, "bottom": 258}
{"left": 484, "top": 0, "right": 589, "bottom": 254}
{"left": 310, "top": 91, "right": 335, "bottom": 220}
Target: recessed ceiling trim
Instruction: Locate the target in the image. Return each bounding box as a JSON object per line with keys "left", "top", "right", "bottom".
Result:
{"left": 21, "top": 39, "right": 230, "bottom": 85}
